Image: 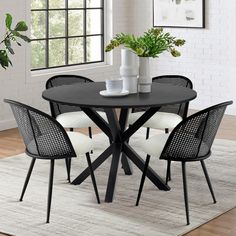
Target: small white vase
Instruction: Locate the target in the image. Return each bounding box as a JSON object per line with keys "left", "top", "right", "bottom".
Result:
{"left": 120, "top": 49, "right": 138, "bottom": 94}
{"left": 138, "top": 57, "right": 152, "bottom": 93}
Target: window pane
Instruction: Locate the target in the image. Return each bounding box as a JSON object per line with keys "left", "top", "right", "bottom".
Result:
{"left": 87, "top": 10, "right": 101, "bottom": 34}
{"left": 31, "top": 0, "right": 46, "bottom": 9}
{"left": 49, "top": 10, "right": 65, "bottom": 37}
{"left": 49, "top": 0, "right": 65, "bottom": 8}
{"left": 31, "top": 0, "right": 104, "bottom": 70}
{"left": 31, "top": 11, "right": 46, "bottom": 39}
{"left": 31, "top": 40, "right": 46, "bottom": 69}
{"left": 49, "top": 39, "right": 65, "bottom": 67}
{"left": 86, "top": 36, "right": 102, "bottom": 62}
{"left": 87, "top": 0, "right": 102, "bottom": 8}
{"left": 69, "top": 38, "right": 84, "bottom": 64}
{"left": 68, "top": 10, "right": 84, "bottom": 36}
{"left": 68, "top": 0, "right": 84, "bottom": 8}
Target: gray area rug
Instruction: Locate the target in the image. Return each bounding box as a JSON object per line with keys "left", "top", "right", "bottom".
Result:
{"left": 0, "top": 129, "right": 236, "bottom": 236}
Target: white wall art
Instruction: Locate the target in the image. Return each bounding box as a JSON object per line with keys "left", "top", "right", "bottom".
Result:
{"left": 153, "top": 0, "right": 205, "bottom": 28}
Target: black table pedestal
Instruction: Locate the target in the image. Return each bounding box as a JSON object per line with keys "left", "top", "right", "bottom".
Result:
{"left": 71, "top": 107, "right": 170, "bottom": 202}
{"left": 42, "top": 82, "right": 196, "bottom": 203}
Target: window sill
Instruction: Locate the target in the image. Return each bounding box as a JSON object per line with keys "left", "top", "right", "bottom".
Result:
{"left": 29, "top": 62, "right": 113, "bottom": 82}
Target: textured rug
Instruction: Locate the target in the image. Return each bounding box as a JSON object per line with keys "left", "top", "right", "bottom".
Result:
{"left": 0, "top": 129, "right": 236, "bottom": 236}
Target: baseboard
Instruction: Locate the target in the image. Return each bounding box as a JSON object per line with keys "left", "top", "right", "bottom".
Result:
{"left": 0, "top": 119, "right": 17, "bottom": 131}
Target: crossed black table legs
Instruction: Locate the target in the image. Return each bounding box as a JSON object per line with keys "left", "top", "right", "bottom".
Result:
{"left": 72, "top": 107, "right": 170, "bottom": 202}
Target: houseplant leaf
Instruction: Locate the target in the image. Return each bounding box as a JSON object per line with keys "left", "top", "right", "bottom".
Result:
{"left": 5, "top": 13, "right": 12, "bottom": 30}
{"left": 14, "top": 21, "right": 28, "bottom": 31}
{"left": 11, "top": 30, "right": 31, "bottom": 42}
{"left": 17, "top": 34, "right": 31, "bottom": 42}
{"left": 4, "top": 38, "right": 15, "bottom": 55}
{"left": 105, "top": 28, "right": 185, "bottom": 58}
{"left": 0, "top": 50, "right": 12, "bottom": 69}
{"left": 0, "top": 13, "right": 30, "bottom": 69}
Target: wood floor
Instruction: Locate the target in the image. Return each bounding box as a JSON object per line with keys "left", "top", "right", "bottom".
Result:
{"left": 0, "top": 112, "right": 235, "bottom": 236}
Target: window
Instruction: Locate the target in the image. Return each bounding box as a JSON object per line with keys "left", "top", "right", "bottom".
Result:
{"left": 31, "top": 0, "right": 104, "bottom": 71}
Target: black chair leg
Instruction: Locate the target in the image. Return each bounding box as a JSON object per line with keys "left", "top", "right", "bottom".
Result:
{"left": 70, "top": 128, "right": 74, "bottom": 132}
{"left": 68, "top": 158, "right": 71, "bottom": 179}
{"left": 165, "top": 160, "right": 171, "bottom": 184}
{"left": 182, "top": 162, "right": 190, "bottom": 225}
{"left": 136, "top": 155, "right": 151, "bottom": 206}
{"left": 88, "top": 127, "right": 92, "bottom": 139}
{"left": 20, "top": 158, "right": 36, "bottom": 201}
{"left": 65, "top": 158, "right": 71, "bottom": 183}
{"left": 88, "top": 127, "right": 93, "bottom": 154}
{"left": 168, "top": 162, "right": 171, "bottom": 182}
{"left": 86, "top": 153, "right": 100, "bottom": 204}
{"left": 164, "top": 129, "right": 171, "bottom": 182}
{"left": 146, "top": 127, "right": 150, "bottom": 139}
{"left": 201, "top": 160, "right": 217, "bottom": 204}
{"left": 47, "top": 159, "right": 55, "bottom": 223}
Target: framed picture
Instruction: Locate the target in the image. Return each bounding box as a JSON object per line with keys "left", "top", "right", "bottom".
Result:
{"left": 153, "top": 0, "right": 205, "bottom": 28}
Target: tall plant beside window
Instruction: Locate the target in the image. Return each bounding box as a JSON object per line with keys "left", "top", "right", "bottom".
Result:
{"left": 0, "top": 13, "right": 30, "bottom": 69}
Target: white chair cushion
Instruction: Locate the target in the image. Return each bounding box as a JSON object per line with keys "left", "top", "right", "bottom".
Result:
{"left": 67, "top": 131, "right": 93, "bottom": 156}
{"left": 56, "top": 111, "right": 107, "bottom": 129}
{"left": 141, "top": 133, "right": 170, "bottom": 158}
{"left": 27, "top": 132, "right": 92, "bottom": 157}
{"left": 128, "top": 111, "right": 182, "bottom": 129}
{"left": 142, "top": 133, "right": 210, "bottom": 159}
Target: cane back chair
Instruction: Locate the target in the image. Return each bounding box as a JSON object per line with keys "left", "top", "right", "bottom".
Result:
{"left": 4, "top": 99, "right": 100, "bottom": 223}
{"left": 135, "top": 101, "right": 233, "bottom": 225}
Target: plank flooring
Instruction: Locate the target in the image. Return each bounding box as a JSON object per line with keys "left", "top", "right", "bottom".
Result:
{"left": 0, "top": 111, "right": 235, "bottom": 236}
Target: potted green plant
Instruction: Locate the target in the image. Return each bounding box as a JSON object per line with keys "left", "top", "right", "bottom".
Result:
{"left": 105, "top": 28, "right": 185, "bottom": 93}
{"left": 0, "top": 13, "right": 30, "bottom": 69}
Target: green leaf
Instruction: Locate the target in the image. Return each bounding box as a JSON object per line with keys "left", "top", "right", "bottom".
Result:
{"left": 4, "top": 38, "right": 15, "bottom": 55}
{"left": 17, "top": 34, "right": 31, "bottom": 42}
{"left": 14, "top": 21, "right": 28, "bottom": 31}
{"left": 11, "top": 30, "right": 31, "bottom": 42}
{"left": 11, "top": 30, "right": 20, "bottom": 37}
{"left": 174, "top": 39, "right": 185, "bottom": 47}
{"left": 105, "top": 27, "right": 185, "bottom": 58}
{"left": 0, "top": 50, "right": 11, "bottom": 69}
{"left": 5, "top": 13, "right": 13, "bottom": 30}
{"left": 171, "top": 49, "right": 181, "bottom": 57}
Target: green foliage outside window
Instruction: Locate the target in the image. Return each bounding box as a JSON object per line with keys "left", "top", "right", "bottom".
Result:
{"left": 31, "top": 0, "right": 103, "bottom": 70}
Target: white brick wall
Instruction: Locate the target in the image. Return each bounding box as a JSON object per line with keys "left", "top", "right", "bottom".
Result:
{"left": 0, "top": 0, "right": 235, "bottom": 130}
{"left": 130, "top": 0, "right": 236, "bottom": 115}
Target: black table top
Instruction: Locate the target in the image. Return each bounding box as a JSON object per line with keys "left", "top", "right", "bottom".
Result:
{"left": 42, "top": 82, "right": 197, "bottom": 108}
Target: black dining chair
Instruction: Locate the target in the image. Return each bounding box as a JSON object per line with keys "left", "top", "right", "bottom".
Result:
{"left": 46, "top": 75, "right": 107, "bottom": 180}
{"left": 128, "top": 75, "right": 193, "bottom": 181}
{"left": 4, "top": 99, "right": 100, "bottom": 223}
{"left": 135, "top": 101, "right": 233, "bottom": 225}
{"left": 129, "top": 75, "right": 193, "bottom": 138}
{"left": 46, "top": 74, "right": 107, "bottom": 136}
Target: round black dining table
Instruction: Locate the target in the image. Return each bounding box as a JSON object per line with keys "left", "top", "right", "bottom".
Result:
{"left": 42, "top": 82, "right": 197, "bottom": 202}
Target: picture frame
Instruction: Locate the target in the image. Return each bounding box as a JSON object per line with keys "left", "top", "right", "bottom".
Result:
{"left": 153, "top": 0, "right": 205, "bottom": 28}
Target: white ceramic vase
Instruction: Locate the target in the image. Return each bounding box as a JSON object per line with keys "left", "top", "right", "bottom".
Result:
{"left": 138, "top": 57, "right": 152, "bottom": 93}
{"left": 120, "top": 49, "right": 138, "bottom": 94}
